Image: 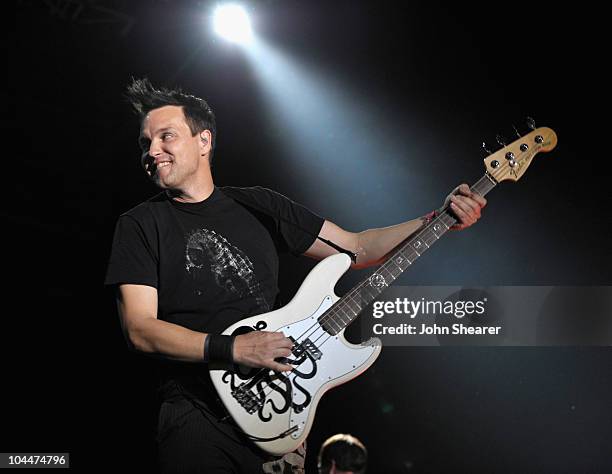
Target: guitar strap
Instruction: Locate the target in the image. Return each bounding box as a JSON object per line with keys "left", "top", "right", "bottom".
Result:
{"left": 221, "top": 186, "right": 358, "bottom": 263}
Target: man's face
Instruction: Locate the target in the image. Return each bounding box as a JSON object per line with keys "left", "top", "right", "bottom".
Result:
{"left": 139, "top": 105, "right": 206, "bottom": 189}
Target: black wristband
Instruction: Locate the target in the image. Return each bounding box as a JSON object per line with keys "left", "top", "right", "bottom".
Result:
{"left": 203, "top": 335, "right": 211, "bottom": 362}
{"left": 203, "top": 334, "right": 234, "bottom": 364}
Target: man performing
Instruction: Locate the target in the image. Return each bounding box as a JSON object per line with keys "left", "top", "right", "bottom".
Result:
{"left": 105, "top": 78, "right": 486, "bottom": 473}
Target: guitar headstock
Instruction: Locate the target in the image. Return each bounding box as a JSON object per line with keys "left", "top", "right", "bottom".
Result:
{"left": 484, "top": 127, "right": 557, "bottom": 182}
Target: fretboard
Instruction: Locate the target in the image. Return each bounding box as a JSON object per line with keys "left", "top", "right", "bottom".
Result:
{"left": 319, "top": 173, "right": 498, "bottom": 335}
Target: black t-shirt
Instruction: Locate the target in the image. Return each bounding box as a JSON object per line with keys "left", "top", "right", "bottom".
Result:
{"left": 105, "top": 186, "right": 325, "bottom": 334}
{"left": 105, "top": 186, "right": 324, "bottom": 444}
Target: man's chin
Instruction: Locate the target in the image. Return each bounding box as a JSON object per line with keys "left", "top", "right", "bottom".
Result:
{"left": 150, "top": 174, "right": 170, "bottom": 189}
{"left": 152, "top": 178, "right": 182, "bottom": 198}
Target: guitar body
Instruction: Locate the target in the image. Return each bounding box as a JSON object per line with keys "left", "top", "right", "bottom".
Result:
{"left": 210, "top": 253, "right": 382, "bottom": 455}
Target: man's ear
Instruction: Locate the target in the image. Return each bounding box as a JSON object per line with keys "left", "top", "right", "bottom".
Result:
{"left": 198, "top": 130, "right": 212, "bottom": 155}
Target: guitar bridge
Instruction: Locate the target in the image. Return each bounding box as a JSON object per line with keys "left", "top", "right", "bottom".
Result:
{"left": 232, "top": 383, "right": 264, "bottom": 414}
{"left": 290, "top": 337, "right": 322, "bottom": 360}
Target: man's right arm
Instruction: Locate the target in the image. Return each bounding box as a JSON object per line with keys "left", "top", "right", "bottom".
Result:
{"left": 117, "top": 284, "right": 294, "bottom": 371}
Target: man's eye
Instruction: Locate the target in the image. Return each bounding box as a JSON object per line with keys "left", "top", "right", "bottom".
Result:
{"left": 161, "top": 133, "right": 173, "bottom": 140}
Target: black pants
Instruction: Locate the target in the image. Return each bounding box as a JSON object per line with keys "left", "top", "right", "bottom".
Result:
{"left": 156, "top": 380, "right": 305, "bottom": 473}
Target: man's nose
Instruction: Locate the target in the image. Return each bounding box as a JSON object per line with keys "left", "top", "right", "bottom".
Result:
{"left": 141, "top": 140, "right": 162, "bottom": 170}
{"left": 148, "top": 138, "right": 163, "bottom": 158}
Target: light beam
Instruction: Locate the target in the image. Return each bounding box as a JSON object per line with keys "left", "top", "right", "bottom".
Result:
{"left": 213, "top": 4, "right": 253, "bottom": 45}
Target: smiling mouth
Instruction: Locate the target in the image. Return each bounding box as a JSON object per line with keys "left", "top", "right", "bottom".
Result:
{"left": 157, "top": 162, "right": 172, "bottom": 170}
{"left": 145, "top": 161, "right": 172, "bottom": 177}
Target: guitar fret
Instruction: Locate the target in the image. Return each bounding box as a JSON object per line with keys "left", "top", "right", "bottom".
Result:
{"left": 388, "top": 264, "right": 402, "bottom": 278}
{"left": 336, "top": 305, "right": 353, "bottom": 322}
{"left": 380, "top": 266, "right": 394, "bottom": 281}
{"left": 344, "top": 299, "right": 359, "bottom": 316}
{"left": 360, "top": 282, "right": 378, "bottom": 300}
{"left": 393, "top": 251, "right": 411, "bottom": 268}
{"left": 318, "top": 173, "right": 498, "bottom": 334}
{"left": 404, "top": 250, "right": 417, "bottom": 263}
{"left": 422, "top": 231, "right": 437, "bottom": 246}
{"left": 346, "top": 295, "right": 362, "bottom": 316}
{"left": 387, "top": 258, "right": 403, "bottom": 273}
{"left": 346, "top": 291, "right": 360, "bottom": 306}
{"left": 326, "top": 315, "right": 342, "bottom": 333}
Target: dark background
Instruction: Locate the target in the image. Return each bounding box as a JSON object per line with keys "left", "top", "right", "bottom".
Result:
{"left": 12, "top": 1, "right": 611, "bottom": 472}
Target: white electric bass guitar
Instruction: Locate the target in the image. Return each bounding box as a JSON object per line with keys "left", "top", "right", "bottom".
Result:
{"left": 210, "top": 125, "right": 558, "bottom": 455}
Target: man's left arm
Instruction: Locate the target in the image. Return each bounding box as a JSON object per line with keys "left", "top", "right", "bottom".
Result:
{"left": 304, "top": 184, "right": 487, "bottom": 269}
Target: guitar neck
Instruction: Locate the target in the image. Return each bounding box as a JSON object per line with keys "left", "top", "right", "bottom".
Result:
{"left": 320, "top": 173, "right": 498, "bottom": 335}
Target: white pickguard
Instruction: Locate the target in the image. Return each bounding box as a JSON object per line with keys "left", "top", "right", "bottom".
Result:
{"left": 210, "top": 253, "right": 382, "bottom": 455}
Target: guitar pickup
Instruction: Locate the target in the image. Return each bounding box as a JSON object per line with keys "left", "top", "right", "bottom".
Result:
{"left": 232, "top": 383, "right": 264, "bottom": 414}
{"left": 290, "top": 337, "right": 322, "bottom": 360}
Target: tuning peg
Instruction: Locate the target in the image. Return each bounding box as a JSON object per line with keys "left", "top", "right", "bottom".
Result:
{"left": 512, "top": 124, "right": 521, "bottom": 138}
{"left": 526, "top": 116, "right": 536, "bottom": 130}
{"left": 495, "top": 134, "right": 506, "bottom": 147}
{"left": 482, "top": 141, "right": 492, "bottom": 155}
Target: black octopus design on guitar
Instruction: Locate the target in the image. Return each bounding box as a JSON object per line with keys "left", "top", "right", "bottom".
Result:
{"left": 221, "top": 320, "right": 318, "bottom": 422}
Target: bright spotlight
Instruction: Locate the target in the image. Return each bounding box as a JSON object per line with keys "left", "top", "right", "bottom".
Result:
{"left": 213, "top": 4, "right": 253, "bottom": 45}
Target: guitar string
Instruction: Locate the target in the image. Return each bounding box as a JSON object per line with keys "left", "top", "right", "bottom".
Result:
{"left": 271, "top": 135, "right": 539, "bottom": 354}
{"left": 256, "top": 142, "right": 546, "bottom": 421}
{"left": 232, "top": 210, "right": 451, "bottom": 393}
{"left": 293, "top": 155, "right": 510, "bottom": 344}
{"left": 241, "top": 172, "right": 494, "bottom": 402}
{"left": 235, "top": 148, "right": 526, "bottom": 411}
{"left": 242, "top": 193, "right": 466, "bottom": 403}
{"left": 299, "top": 172, "right": 493, "bottom": 346}
{"left": 243, "top": 157, "right": 502, "bottom": 384}
{"left": 284, "top": 174, "right": 477, "bottom": 346}
{"left": 232, "top": 207, "right": 457, "bottom": 405}
{"left": 283, "top": 148, "right": 524, "bottom": 363}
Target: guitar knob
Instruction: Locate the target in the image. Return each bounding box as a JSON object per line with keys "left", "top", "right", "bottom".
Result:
{"left": 505, "top": 152, "right": 515, "bottom": 160}
{"left": 526, "top": 116, "right": 536, "bottom": 130}
{"left": 491, "top": 160, "right": 500, "bottom": 168}
{"left": 509, "top": 160, "right": 517, "bottom": 167}
{"left": 520, "top": 143, "right": 529, "bottom": 152}
{"left": 535, "top": 135, "right": 544, "bottom": 143}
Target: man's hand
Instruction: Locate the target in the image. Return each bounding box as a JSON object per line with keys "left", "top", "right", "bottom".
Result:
{"left": 443, "top": 183, "right": 487, "bottom": 230}
{"left": 232, "top": 331, "right": 294, "bottom": 372}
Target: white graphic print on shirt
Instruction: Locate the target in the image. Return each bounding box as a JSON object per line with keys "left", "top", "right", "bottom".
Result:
{"left": 185, "top": 228, "right": 270, "bottom": 312}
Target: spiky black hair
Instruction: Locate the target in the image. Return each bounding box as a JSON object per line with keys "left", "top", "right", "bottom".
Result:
{"left": 126, "top": 77, "right": 217, "bottom": 160}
